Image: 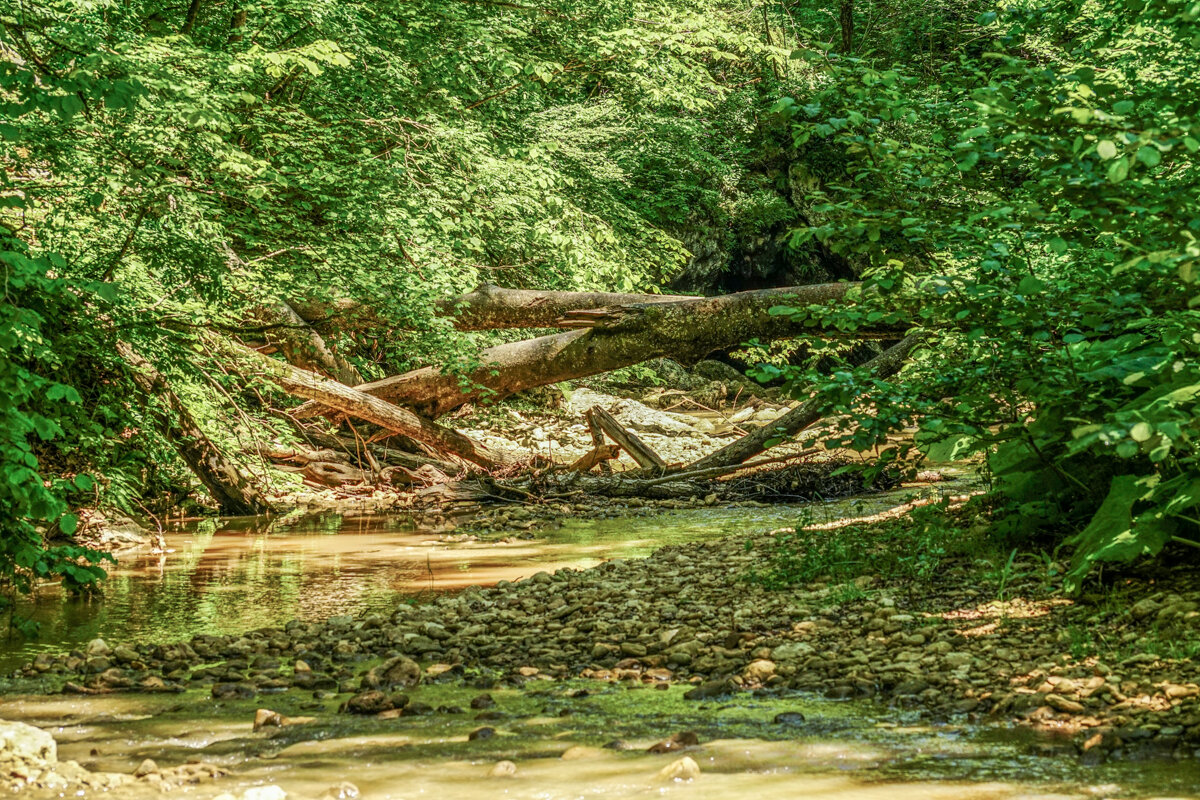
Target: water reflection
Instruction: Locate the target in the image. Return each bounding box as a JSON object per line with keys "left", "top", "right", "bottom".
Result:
{"left": 0, "top": 490, "right": 946, "bottom": 672}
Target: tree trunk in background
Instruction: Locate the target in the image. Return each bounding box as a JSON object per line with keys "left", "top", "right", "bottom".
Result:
{"left": 687, "top": 334, "right": 924, "bottom": 471}
{"left": 117, "top": 342, "right": 271, "bottom": 516}
{"left": 295, "top": 282, "right": 903, "bottom": 419}
{"left": 228, "top": 7, "right": 247, "bottom": 43}
{"left": 230, "top": 343, "right": 499, "bottom": 470}
{"left": 253, "top": 301, "right": 363, "bottom": 386}
{"left": 839, "top": 0, "right": 854, "bottom": 53}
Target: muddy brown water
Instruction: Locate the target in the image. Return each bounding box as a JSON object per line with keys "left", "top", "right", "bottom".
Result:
{"left": 0, "top": 495, "right": 914, "bottom": 673}
{"left": 3, "top": 489, "right": 1200, "bottom": 799}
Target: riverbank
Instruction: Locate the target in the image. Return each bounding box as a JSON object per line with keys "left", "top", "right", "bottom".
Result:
{"left": 9, "top": 496, "right": 1200, "bottom": 785}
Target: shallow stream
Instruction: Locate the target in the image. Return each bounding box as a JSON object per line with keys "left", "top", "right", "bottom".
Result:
{"left": 3, "top": 485, "right": 1199, "bottom": 799}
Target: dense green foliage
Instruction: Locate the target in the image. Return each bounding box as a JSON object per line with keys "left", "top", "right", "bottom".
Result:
{"left": 763, "top": 0, "right": 1200, "bottom": 588}
{"left": 1, "top": 0, "right": 1197, "bottom": 620}
{"left": 1, "top": 0, "right": 788, "bottom": 621}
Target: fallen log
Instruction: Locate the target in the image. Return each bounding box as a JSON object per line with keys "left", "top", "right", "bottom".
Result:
{"left": 296, "top": 282, "right": 898, "bottom": 419}
{"left": 117, "top": 342, "right": 271, "bottom": 516}
{"left": 228, "top": 342, "right": 499, "bottom": 470}
{"left": 568, "top": 444, "right": 622, "bottom": 472}
{"left": 252, "top": 301, "right": 363, "bottom": 386}
{"left": 589, "top": 405, "right": 667, "bottom": 471}
{"left": 686, "top": 333, "right": 924, "bottom": 471}
{"left": 435, "top": 283, "right": 696, "bottom": 329}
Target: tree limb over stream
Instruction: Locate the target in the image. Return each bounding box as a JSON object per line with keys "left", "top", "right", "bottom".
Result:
{"left": 295, "top": 282, "right": 904, "bottom": 419}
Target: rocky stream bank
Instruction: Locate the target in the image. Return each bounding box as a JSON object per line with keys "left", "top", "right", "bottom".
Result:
{"left": 7, "top": 501, "right": 1200, "bottom": 800}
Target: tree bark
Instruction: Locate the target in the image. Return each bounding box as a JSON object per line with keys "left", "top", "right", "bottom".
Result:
{"left": 589, "top": 405, "right": 667, "bottom": 471}
{"left": 838, "top": 0, "right": 854, "bottom": 53}
{"left": 686, "top": 333, "right": 924, "bottom": 471}
{"left": 435, "top": 283, "right": 696, "bottom": 330}
{"left": 230, "top": 343, "right": 499, "bottom": 470}
{"left": 117, "top": 342, "right": 271, "bottom": 516}
{"left": 252, "top": 301, "right": 363, "bottom": 386}
{"left": 294, "top": 282, "right": 901, "bottom": 419}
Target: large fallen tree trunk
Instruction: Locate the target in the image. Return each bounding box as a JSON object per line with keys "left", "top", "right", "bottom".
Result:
{"left": 290, "top": 282, "right": 870, "bottom": 334}
{"left": 687, "top": 333, "right": 924, "bottom": 471}
{"left": 117, "top": 342, "right": 272, "bottom": 516}
{"left": 434, "top": 283, "right": 696, "bottom": 329}
{"left": 228, "top": 343, "right": 499, "bottom": 470}
{"left": 296, "top": 282, "right": 902, "bottom": 419}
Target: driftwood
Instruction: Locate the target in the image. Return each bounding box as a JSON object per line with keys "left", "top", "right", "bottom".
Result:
{"left": 588, "top": 405, "right": 667, "bottom": 471}
{"left": 290, "top": 429, "right": 462, "bottom": 475}
{"left": 568, "top": 444, "right": 622, "bottom": 472}
{"left": 228, "top": 342, "right": 499, "bottom": 470}
{"left": 295, "top": 282, "right": 898, "bottom": 420}
{"left": 117, "top": 342, "right": 271, "bottom": 515}
{"left": 687, "top": 333, "right": 924, "bottom": 471}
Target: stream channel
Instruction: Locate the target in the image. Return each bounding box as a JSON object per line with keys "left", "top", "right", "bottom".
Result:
{"left": 2, "top": 489, "right": 1199, "bottom": 800}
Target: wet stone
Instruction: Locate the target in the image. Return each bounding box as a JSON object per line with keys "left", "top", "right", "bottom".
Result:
{"left": 468, "top": 726, "right": 496, "bottom": 741}
{"left": 647, "top": 731, "right": 699, "bottom": 754}
{"left": 211, "top": 682, "right": 257, "bottom": 701}
{"left": 773, "top": 712, "right": 807, "bottom": 726}
{"left": 683, "top": 679, "right": 734, "bottom": 700}
{"left": 342, "top": 691, "right": 392, "bottom": 715}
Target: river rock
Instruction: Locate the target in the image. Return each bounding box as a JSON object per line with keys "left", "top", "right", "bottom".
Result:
{"left": 212, "top": 682, "right": 257, "bottom": 700}
{"left": 363, "top": 656, "right": 421, "bottom": 690}
{"left": 132, "top": 758, "right": 158, "bottom": 777}
{"left": 743, "top": 659, "right": 776, "bottom": 683}
{"left": 770, "top": 642, "right": 814, "bottom": 661}
{"left": 648, "top": 731, "right": 699, "bottom": 753}
{"left": 253, "top": 709, "right": 284, "bottom": 731}
{"left": 489, "top": 760, "right": 517, "bottom": 777}
{"left": 470, "top": 693, "right": 495, "bottom": 709}
{"left": 469, "top": 726, "right": 496, "bottom": 741}
{"left": 318, "top": 781, "right": 361, "bottom": 799}
{"left": 656, "top": 756, "right": 701, "bottom": 781}
{"left": 683, "top": 679, "right": 734, "bottom": 700}
{"left": 86, "top": 639, "right": 111, "bottom": 658}
{"left": 1045, "top": 694, "right": 1085, "bottom": 714}
{"left": 1, "top": 720, "right": 57, "bottom": 782}
{"left": 342, "top": 691, "right": 392, "bottom": 715}
{"left": 773, "top": 712, "right": 807, "bottom": 726}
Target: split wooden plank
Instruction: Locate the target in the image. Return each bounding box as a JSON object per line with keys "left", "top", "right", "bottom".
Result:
{"left": 589, "top": 405, "right": 667, "bottom": 471}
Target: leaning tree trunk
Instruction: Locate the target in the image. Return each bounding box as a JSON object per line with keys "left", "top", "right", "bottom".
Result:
{"left": 295, "top": 282, "right": 902, "bottom": 420}
{"left": 252, "top": 301, "right": 363, "bottom": 386}
{"left": 228, "top": 342, "right": 499, "bottom": 470}
{"left": 117, "top": 342, "right": 271, "bottom": 516}
{"left": 687, "top": 334, "right": 924, "bottom": 471}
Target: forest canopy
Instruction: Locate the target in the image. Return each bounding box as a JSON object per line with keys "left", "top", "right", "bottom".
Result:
{"left": 1, "top": 0, "right": 1198, "bottom": 623}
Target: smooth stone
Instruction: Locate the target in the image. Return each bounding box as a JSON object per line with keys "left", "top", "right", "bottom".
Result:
{"left": 657, "top": 756, "right": 701, "bottom": 781}
{"left": 647, "top": 731, "right": 699, "bottom": 754}
{"left": 469, "top": 727, "right": 496, "bottom": 741}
